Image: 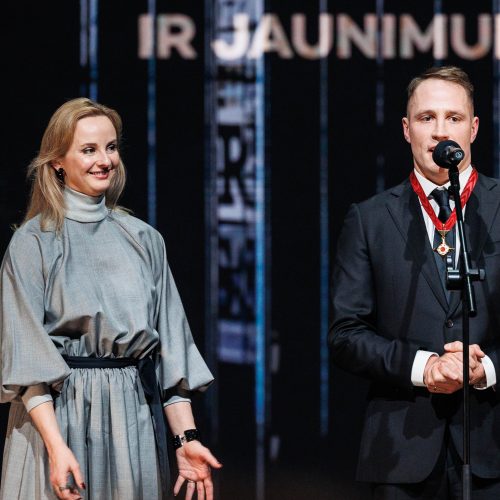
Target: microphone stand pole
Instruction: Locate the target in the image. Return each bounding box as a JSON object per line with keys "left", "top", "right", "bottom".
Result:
{"left": 446, "top": 165, "right": 484, "bottom": 500}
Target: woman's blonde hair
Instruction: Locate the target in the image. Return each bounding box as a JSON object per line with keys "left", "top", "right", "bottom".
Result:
{"left": 24, "top": 97, "right": 126, "bottom": 231}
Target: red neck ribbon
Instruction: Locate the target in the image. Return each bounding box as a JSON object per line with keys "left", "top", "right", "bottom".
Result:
{"left": 409, "top": 168, "right": 478, "bottom": 231}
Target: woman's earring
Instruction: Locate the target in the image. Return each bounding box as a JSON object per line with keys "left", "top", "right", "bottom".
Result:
{"left": 56, "top": 168, "right": 65, "bottom": 184}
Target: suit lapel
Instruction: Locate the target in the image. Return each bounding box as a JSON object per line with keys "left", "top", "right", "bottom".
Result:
{"left": 449, "top": 174, "right": 500, "bottom": 314}
{"left": 386, "top": 180, "right": 449, "bottom": 312}
{"left": 465, "top": 174, "right": 500, "bottom": 262}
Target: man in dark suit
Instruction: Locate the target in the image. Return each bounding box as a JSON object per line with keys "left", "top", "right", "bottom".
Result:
{"left": 329, "top": 66, "right": 500, "bottom": 499}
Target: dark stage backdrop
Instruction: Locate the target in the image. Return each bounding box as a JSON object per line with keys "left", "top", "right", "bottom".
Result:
{"left": 2, "top": 1, "right": 499, "bottom": 499}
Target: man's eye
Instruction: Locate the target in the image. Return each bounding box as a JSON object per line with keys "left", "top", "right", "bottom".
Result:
{"left": 421, "top": 116, "right": 432, "bottom": 122}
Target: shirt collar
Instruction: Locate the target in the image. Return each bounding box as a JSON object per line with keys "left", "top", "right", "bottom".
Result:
{"left": 64, "top": 187, "right": 108, "bottom": 223}
{"left": 414, "top": 165, "right": 473, "bottom": 198}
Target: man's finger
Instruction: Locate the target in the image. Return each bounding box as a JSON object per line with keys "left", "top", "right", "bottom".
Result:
{"left": 445, "top": 341, "right": 486, "bottom": 360}
{"left": 444, "top": 341, "right": 463, "bottom": 352}
{"left": 432, "top": 362, "right": 462, "bottom": 383}
{"left": 443, "top": 351, "right": 463, "bottom": 365}
{"left": 436, "top": 357, "right": 462, "bottom": 375}
{"left": 469, "top": 344, "right": 485, "bottom": 358}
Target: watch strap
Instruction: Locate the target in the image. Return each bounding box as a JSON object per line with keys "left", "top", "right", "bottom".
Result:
{"left": 172, "top": 428, "right": 201, "bottom": 449}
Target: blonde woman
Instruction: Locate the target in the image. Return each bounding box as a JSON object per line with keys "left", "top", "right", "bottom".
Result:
{"left": 0, "top": 98, "right": 221, "bottom": 500}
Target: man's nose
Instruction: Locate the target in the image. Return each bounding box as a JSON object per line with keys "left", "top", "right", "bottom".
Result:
{"left": 432, "top": 119, "right": 450, "bottom": 141}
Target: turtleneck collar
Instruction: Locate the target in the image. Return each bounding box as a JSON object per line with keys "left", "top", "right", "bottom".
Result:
{"left": 64, "top": 187, "right": 108, "bottom": 223}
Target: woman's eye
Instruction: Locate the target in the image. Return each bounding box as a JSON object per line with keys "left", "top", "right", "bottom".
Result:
{"left": 107, "top": 144, "right": 117, "bottom": 152}
{"left": 83, "top": 147, "right": 95, "bottom": 154}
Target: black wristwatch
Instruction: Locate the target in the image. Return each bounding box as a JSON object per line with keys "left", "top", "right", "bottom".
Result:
{"left": 172, "top": 428, "right": 201, "bottom": 449}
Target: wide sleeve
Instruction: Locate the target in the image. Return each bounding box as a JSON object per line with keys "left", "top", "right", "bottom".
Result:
{"left": 0, "top": 229, "right": 71, "bottom": 406}
{"left": 151, "top": 233, "right": 213, "bottom": 402}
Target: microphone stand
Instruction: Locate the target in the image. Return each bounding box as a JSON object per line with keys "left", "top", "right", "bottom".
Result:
{"left": 445, "top": 165, "right": 485, "bottom": 500}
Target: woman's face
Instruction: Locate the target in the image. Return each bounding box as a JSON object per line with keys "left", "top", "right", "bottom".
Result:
{"left": 54, "top": 115, "right": 120, "bottom": 197}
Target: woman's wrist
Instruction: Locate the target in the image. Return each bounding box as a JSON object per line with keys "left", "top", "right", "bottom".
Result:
{"left": 28, "top": 400, "right": 67, "bottom": 458}
{"left": 164, "top": 400, "right": 196, "bottom": 435}
{"left": 46, "top": 436, "right": 68, "bottom": 458}
{"left": 172, "top": 428, "right": 201, "bottom": 449}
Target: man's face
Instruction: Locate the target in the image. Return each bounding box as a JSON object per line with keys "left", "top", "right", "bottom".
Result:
{"left": 402, "top": 78, "right": 479, "bottom": 185}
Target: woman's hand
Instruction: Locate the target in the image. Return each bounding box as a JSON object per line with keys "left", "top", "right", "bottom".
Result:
{"left": 47, "top": 442, "right": 85, "bottom": 500}
{"left": 173, "top": 441, "right": 222, "bottom": 500}
{"left": 28, "top": 401, "right": 85, "bottom": 499}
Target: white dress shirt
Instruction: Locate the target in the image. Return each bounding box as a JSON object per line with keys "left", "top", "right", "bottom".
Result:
{"left": 410, "top": 166, "right": 496, "bottom": 389}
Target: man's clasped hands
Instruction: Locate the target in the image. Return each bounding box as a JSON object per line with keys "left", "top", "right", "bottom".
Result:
{"left": 424, "top": 341, "right": 486, "bottom": 394}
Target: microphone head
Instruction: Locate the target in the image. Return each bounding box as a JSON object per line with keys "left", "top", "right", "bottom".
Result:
{"left": 432, "top": 140, "right": 464, "bottom": 169}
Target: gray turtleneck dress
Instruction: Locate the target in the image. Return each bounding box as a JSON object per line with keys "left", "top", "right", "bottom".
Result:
{"left": 0, "top": 188, "right": 213, "bottom": 500}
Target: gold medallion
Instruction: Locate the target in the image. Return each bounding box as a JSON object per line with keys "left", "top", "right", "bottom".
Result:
{"left": 434, "top": 229, "right": 454, "bottom": 257}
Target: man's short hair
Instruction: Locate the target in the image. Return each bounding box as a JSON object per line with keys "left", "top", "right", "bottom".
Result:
{"left": 407, "top": 66, "right": 474, "bottom": 112}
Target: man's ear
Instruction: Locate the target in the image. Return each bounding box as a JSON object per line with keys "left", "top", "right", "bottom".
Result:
{"left": 470, "top": 116, "right": 479, "bottom": 144}
{"left": 402, "top": 117, "right": 411, "bottom": 144}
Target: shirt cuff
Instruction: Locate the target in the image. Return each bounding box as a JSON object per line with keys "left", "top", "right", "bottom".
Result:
{"left": 474, "top": 354, "right": 496, "bottom": 390}
{"left": 411, "top": 350, "right": 438, "bottom": 387}
{"left": 163, "top": 395, "right": 192, "bottom": 407}
{"left": 21, "top": 383, "right": 53, "bottom": 413}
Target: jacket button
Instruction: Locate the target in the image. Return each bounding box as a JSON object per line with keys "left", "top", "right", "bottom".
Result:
{"left": 446, "top": 319, "right": 454, "bottom": 328}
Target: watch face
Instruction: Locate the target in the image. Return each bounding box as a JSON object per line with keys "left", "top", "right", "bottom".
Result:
{"left": 173, "top": 429, "right": 200, "bottom": 449}
{"left": 184, "top": 429, "right": 200, "bottom": 442}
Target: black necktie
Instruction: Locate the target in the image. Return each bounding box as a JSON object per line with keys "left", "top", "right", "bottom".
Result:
{"left": 431, "top": 187, "right": 455, "bottom": 300}
{"left": 432, "top": 188, "right": 452, "bottom": 223}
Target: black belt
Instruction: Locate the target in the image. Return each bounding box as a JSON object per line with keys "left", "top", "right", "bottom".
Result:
{"left": 63, "top": 356, "right": 169, "bottom": 497}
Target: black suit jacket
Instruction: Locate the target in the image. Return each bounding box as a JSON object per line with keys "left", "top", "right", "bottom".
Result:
{"left": 329, "top": 172, "right": 500, "bottom": 483}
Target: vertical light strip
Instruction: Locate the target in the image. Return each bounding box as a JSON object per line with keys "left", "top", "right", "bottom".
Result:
{"left": 147, "top": 0, "right": 157, "bottom": 227}
{"left": 375, "top": 0, "right": 385, "bottom": 194}
{"left": 79, "top": 0, "right": 89, "bottom": 96}
{"left": 494, "top": 0, "right": 500, "bottom": 178}
{"left": 203, "top": 0, "right": 219, "bottom": 443}
{"left": 210, "top": 3, "right": 268, "bottom": 495}
{"left": 254, "top": 1, "right": 267, "bottom": 497}
{"left": 433, "top": 0, "right": 443, "bottom": 66}
{"left": 79, "top": 0, "right": 88, "bottom": 66}
{"left": 319, "top": 0, "right": 330, "bottom": 438}
{"left": 88, "top": 0, "right": 99, "bottom": 100}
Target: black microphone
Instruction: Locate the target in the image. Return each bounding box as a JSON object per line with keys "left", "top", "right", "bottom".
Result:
{"left": 432, "top": 140, "right": 465, "bottom": 169}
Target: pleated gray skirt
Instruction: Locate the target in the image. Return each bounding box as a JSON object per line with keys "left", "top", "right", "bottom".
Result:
{"left": 0, "top": 366, "right": 162, "bottom": 500}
